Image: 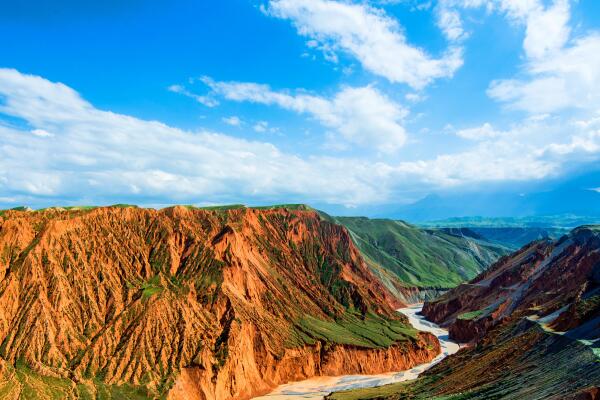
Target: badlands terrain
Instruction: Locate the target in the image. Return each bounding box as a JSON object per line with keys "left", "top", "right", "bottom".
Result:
{"left": 0, "top": 205, "right": 597, "bottom": 399}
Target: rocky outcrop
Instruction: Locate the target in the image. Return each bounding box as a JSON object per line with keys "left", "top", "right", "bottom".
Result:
{"left": 423, "top": 227, "right": 600, "bottom": 342}
{"left": 394, "top": 286, "right": 447, "bottom": 305}
{"left": 0, "top": 206, "right": 439, "bottom": 399}
{"left": 447, "top": 315, "right": 495, "bottom": 343}
{"left": 572, "top": 387, "right": 600, "bottom": 400}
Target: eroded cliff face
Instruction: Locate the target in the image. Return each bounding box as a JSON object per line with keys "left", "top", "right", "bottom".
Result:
{"left": 169, "top": 334, "right": 440, "bottom": 400}
{"left": 0, "top": 206, "right": 438, "bottom": 399}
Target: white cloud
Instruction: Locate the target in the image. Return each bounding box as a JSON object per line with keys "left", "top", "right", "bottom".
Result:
{"left": 168, "top": 84, "right": 219, "bottom": 107}
{"left": 31, "top": 129, "right": 53, "bottom": 137}
{"left": 485, "top": 0, "right": 570, "bottom": 61}
{"left": 2, "top": 69, "right": 600, "bottom": 208}
{"left": 437, "top": 7, "right": 465, "bottom": 41}
{"left": 405, "top": 92, "right": 426, "bottom": 103}
{"left": 437, "top": 0, "right": 570, "bottom": 55}
{"left": 0, "top": 68, "right": 387, "bottom": 206}
{"left": 253, "top": 121, "right": 268, "bottom": 132}
{"left": 519, "top": 0, "right": 570, "bottom": 60}
{"left": 488, "top": 32, "right": 600, "bottom": 113}
{"left": 415, "top": 1, "right": 433, "bottom": 11}
{"left": 306, "top": 39, "right": 319, "bottom": 48}
{"left": 455, "top": 122, "right": 503, "bottom": 140}
{"left": 400, "top": 114, "right": 600, "bottom": 186}
{"left": 397, "top": 141, "right": 556, "bottom": 186}
{"left": 201, "top": 78, "right": 409, "bottom": 152}
{"left": 222, "top": 116, "right": 242, "bottom": 126}
{"left": 398, "top": 116, "right": 600, "bottom": 186}
{"left": 438, "top": 0, "right": 597, "bottom": 114}
{"left": 253, "top": 120, "right": 280, "bottom": 134}
{"left": 264, "top": 0, "right": 463, "bottom": 89}
{"left": 539, "top": 129, "right": 600, "bottom": 156}
{"left": 434, "top": 0, "right": 490, "bottom": 43}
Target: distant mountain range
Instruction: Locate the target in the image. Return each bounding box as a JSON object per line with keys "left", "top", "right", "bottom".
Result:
{"left": 318, "top": 168, "right": 600, "bottom": 225}
{"left": 436, "top": 226, "right": 569, "bottom": 249}
{"left": 386, "top": 188, "right": 600, "bottom": 224}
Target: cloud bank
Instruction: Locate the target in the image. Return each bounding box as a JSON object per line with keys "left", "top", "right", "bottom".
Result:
{"left": 1, "top": 68, "right": 599, "bottom": 208}
{"left": 200, "top": 77, "right": 409, "bottom": 153}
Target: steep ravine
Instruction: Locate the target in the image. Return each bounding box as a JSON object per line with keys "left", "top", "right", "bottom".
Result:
{"left": 325, "top": 226, "right": 600, "bottom": 399}
{"left": 256, "top": 305, "right": 458, "bottom": 400}
{"left": 422, "top": 226, "right": 600, "bottom": 342}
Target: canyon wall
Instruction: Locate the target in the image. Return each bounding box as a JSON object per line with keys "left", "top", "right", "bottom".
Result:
{"left": 0, "top": 206, "right": 439, "bottom": 399}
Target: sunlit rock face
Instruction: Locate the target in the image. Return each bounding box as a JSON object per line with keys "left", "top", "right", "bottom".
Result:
{"left": 0, "top": 206, "right": 439, "bottom": 399}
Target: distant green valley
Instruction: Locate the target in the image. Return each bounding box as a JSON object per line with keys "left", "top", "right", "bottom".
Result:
{"left": 333, "top": 216, "right": 510, "bottom": 301}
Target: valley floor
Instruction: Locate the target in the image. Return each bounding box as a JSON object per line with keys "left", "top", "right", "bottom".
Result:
{"left": 253, "top": 305, "right": 458, "bottom": 400}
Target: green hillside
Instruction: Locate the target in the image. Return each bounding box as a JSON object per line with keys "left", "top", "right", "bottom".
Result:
{"left": 335, "top": 217, "right": 510, "bottom": 290}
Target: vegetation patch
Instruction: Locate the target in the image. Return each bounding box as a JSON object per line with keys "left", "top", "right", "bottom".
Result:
{"left": 296, "top": 313, "right": 418, "bottom": 349}
{"left": 109, "top": 204, "right": 139, "bottom": 208}
{"left": 141, "top": 275, "right": 164, "bottom": 298}
{"left": 326, "top": 381, "right": 412, "bottom": 400}
{"left": 91, "top": 378, "right": 156, "bottom": 400}
{"left": 575, "top": 295, "right": 600, "bottom": 318}
{"left": 457, "top": 309, "right": 485, "bottom": 321}
{"left": 458, "top": 302, "right": 499, "bottom": 321}
{"left": 253, "top": 204, "right": 312, "bottom": 211}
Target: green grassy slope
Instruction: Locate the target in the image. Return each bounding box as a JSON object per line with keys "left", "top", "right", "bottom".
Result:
{"left": 294, "top": 312, "right": 418, "bottom": 349}
{"left": 334, "top": 217, "right": 510, "bottom": 289}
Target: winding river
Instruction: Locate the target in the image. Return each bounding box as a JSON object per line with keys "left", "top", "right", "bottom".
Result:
{"left": 253, "top": 305, "right": 459, "bottom": 400}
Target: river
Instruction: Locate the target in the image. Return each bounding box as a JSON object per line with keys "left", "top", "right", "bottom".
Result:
{"left": 253, "top": 305, "right": 459, "bottom": 400}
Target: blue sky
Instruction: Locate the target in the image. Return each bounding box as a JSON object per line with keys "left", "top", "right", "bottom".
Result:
{"left": 1, "top": 0, "right": 600, "bottom": 214}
